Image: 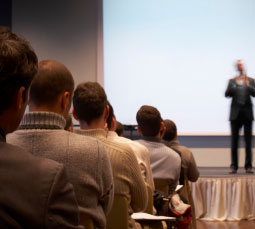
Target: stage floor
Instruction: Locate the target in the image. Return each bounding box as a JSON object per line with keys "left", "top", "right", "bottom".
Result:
{"left": 198, "top": 167, "right": 255, "bottom": 177}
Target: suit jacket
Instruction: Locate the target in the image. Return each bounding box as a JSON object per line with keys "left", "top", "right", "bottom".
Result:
{"left": 0, "top": 141, "right": 79, "bottom": 228}
{"left": 225, "top": 77, "right": 255, "bottom": 121}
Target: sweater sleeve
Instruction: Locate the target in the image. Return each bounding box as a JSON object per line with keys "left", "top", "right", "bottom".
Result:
{"left": 123, "top": 148, "right": 148, "bottom": 212}
{"left": 45, "top": 164, "right": 80, "bottom": 229}
{"left": 97, "top": 141, "right": 114, "bottom": 216}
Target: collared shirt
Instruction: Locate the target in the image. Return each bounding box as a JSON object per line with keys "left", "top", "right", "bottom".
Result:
{"left": 137, "top": 137, "right": 181, "bottom": 194}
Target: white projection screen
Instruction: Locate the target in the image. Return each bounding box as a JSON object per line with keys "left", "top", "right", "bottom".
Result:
{"left": 103, "top": 0, "right": 255, "bottom": 135}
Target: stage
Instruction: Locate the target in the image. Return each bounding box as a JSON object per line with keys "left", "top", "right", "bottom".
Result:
{"left": 191, "top": 167, "right": 255, "bottom": 221}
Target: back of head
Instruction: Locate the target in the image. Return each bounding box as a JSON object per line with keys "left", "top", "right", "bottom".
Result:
{"left": 115, "top": 121, "right": 124, "bottom": 136}
{"left": 29, "top": 60, "right": 74, "bottom": 107}
{"left": 73, "top": 82, "right": 107, "bottom": 124}
{"left": 163, "top": 119, "right": 177, "bottom": 141}
{"left": 136, "top": 105, "right": 162, "bottom": 137}
{"left": 0, "top": 26, "right": 38, "bottom": 115}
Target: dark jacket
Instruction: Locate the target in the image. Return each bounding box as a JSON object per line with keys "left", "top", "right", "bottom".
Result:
{"left": 225, "top": 77, "right": 255, "bottom": 121}
{"left": 0, "top": 140, "right": 80, "bottom": 228}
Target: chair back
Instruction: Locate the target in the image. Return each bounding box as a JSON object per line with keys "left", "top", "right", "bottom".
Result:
{"left": 80, "top": 212, "right": 94, "bottom": 229}
{"left": 154, "top": 179, "right": 169, "bottom": 194}
{"left": 106, "top": 194, "right": 129, "bottom": 229}
{"left": 144, "top": 183, "right": 153, "bottom": 214}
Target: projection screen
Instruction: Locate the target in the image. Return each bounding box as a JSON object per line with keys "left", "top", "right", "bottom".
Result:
{"left": 103, "top": 0, "right": 255, "bottom": 134}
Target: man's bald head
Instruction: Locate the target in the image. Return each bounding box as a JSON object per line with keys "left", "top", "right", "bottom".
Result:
{"left": 30, "top": 60, "right": 74, "bottom": 107}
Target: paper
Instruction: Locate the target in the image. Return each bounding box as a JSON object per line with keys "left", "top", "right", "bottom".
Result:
{"left": 175, "top": 185, "right": 183, "bottom": 192}
{"left": 132, "top": 213, "right": 175, "bottom": 221}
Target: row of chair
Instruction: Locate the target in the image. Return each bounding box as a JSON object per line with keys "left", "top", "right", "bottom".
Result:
{"left": 80, "top": 180, "right": 175, "bottom": 229}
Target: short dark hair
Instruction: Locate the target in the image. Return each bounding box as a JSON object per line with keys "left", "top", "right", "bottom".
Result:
{"left": 0, "top": 26, "right": 38, "bottom": 114}
{"left": 30, "top": 60, "right": 74, "bottom": 106}
{"left": 73, "top": 82, "right": 107, "bottom": 124}
{"left": 116, "top": 121, "right": 124, "bottom": 136}
{"left": 163, "top": 119, "right": 177, "bottom": 141}
{"left": 136, "top": 105, "right": 162, "bottom": 137}
{"left": 106, "top": 101, "right": 115, "bottom": 130}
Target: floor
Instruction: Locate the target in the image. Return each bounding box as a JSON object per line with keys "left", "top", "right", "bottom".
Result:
{"left": 197, "top": 220, "right": 255, "bottom": 229}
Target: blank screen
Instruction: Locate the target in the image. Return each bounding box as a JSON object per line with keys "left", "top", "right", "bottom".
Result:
{"left": 103, "top": 0, "right": 255, "bottom": 134}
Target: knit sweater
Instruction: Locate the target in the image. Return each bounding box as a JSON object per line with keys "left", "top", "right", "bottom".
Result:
{"left": 7, "top": 112, "right": 114, "bottom": 229}
{"left": 107, "top": 131, "right": 154, "bottom": 190}
{"left": 137, "top": 137, "right": 181, "bottom": 195}
{"left": 74, "top": 128, "right": 148, "bottom": 229}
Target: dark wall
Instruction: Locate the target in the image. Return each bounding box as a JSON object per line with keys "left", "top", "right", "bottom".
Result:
{"left": 0, "top": 0, "right": 12, "bottom": 28}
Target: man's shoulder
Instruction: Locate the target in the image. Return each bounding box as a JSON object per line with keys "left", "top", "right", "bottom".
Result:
{"left": 104, "top": 138, "right": 137, "bottom": 159}
{"left": 0, "top": 142, "right": 63, "bottom": 174}
{"left": 161, "top": 144, "right": 181, "bottom": 159}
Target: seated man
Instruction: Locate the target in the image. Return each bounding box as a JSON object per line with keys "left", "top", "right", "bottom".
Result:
{"left": 106, "top": 102, "right": 155, "bottom": 190}
{"left": 162, "top": 119, "right": 199, "bottom": 229}
{"left": 162, "top": 119, "right": 199, "bottom": 184}
{"left": 136, "top": 105, "right": 181, "bottom": 195}
{"left": 7, "top": 60, "right": 113, "bottom": 229}
{"left": 72, "top": 82, "right": 148, "bottom": 229}
{"left": 0, "top": 26, "right": 79, "bottom": 228}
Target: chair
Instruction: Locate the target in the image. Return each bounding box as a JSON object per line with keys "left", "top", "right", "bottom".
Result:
{"left": 106, "top": 194, "right": 129, "bottom": 229}
{"left": 145, "top": 183, "right": 153, "bottom": 214}
{"left": 79, "top": 212, "right": 94, "bottom": 229}
{"left": 154, "top": 179, "right": 169, "bottom": 194}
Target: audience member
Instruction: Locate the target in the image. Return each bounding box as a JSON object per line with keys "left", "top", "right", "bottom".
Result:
{"left": 136, "top": 105, "right": 181, "bottom": 195}
{"left": 7, "top": 60, "right": 113, "bottom": 229}
{"left": 162, "top": 119, "right": 199, "bottom": 184}
{"left": 72, "top": 82, "right": 148, "bottom": 229}
{"left": 116, "top": 121, "right": 124, "bottom": 136}
{"left": 65, "top": 114, "right": 74, "bottom": 132}
{"left": 0, "top": 26, "right": 79, "bottom": 228}
{"left": 106, "top": 102, "right": 155, "bottom": 190}
{"left": 162, "top": 120, "right": 199, "bottom": 229}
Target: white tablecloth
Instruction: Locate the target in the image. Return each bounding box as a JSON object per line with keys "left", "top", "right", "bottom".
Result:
{"left": 191, "top": 176, "right": 255, "bottom": 221}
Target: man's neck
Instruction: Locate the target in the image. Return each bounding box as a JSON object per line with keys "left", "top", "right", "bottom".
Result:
{"left": 29, "top": 105, "right": 63, "bottom": 116}
{"left": 79, "top": 119, "right": 105, "bottom": 130}
{"left": 0, "top": 114, "right": 15, "bottom": 135}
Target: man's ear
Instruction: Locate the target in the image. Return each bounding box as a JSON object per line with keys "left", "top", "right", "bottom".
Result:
{"left": 137, "top": 126, "right": 143, "bottom": 135}
{"left": 159, "top": 121, "right": 166, "bottom": 138}
{"left": 111, "top": 116, "right": 117, "bottom": 131}
{"left": 72, "top": 108, "right": 78, "bottom": 121}
{"left": 15, "top": 87, "right": 27, "bottom": 110}
{"left": 61, "top": 91, "right": 70, "bottom": 112}
{"left": 104, "top": 105, "right": 109, "bottom": 121}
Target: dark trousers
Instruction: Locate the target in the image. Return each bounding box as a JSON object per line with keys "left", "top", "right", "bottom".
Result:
{"left": 230, "top": 113, "right": 253, "bottom": 170}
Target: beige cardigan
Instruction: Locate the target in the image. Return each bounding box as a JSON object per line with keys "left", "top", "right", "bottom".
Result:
{"left": 75, "top": 128, "right": 148, "bottom": 229}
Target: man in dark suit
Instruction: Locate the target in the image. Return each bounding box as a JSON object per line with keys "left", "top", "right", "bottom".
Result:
{"left": 0, "top": 27, "right": 80, "bottom": 228}
{"left": 225, "top": 60, "right": 255, "bottom": 174}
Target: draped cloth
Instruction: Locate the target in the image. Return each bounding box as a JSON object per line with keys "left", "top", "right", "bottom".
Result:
{"left": 191, "top": 176, "right": 255, "bottom": 221}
